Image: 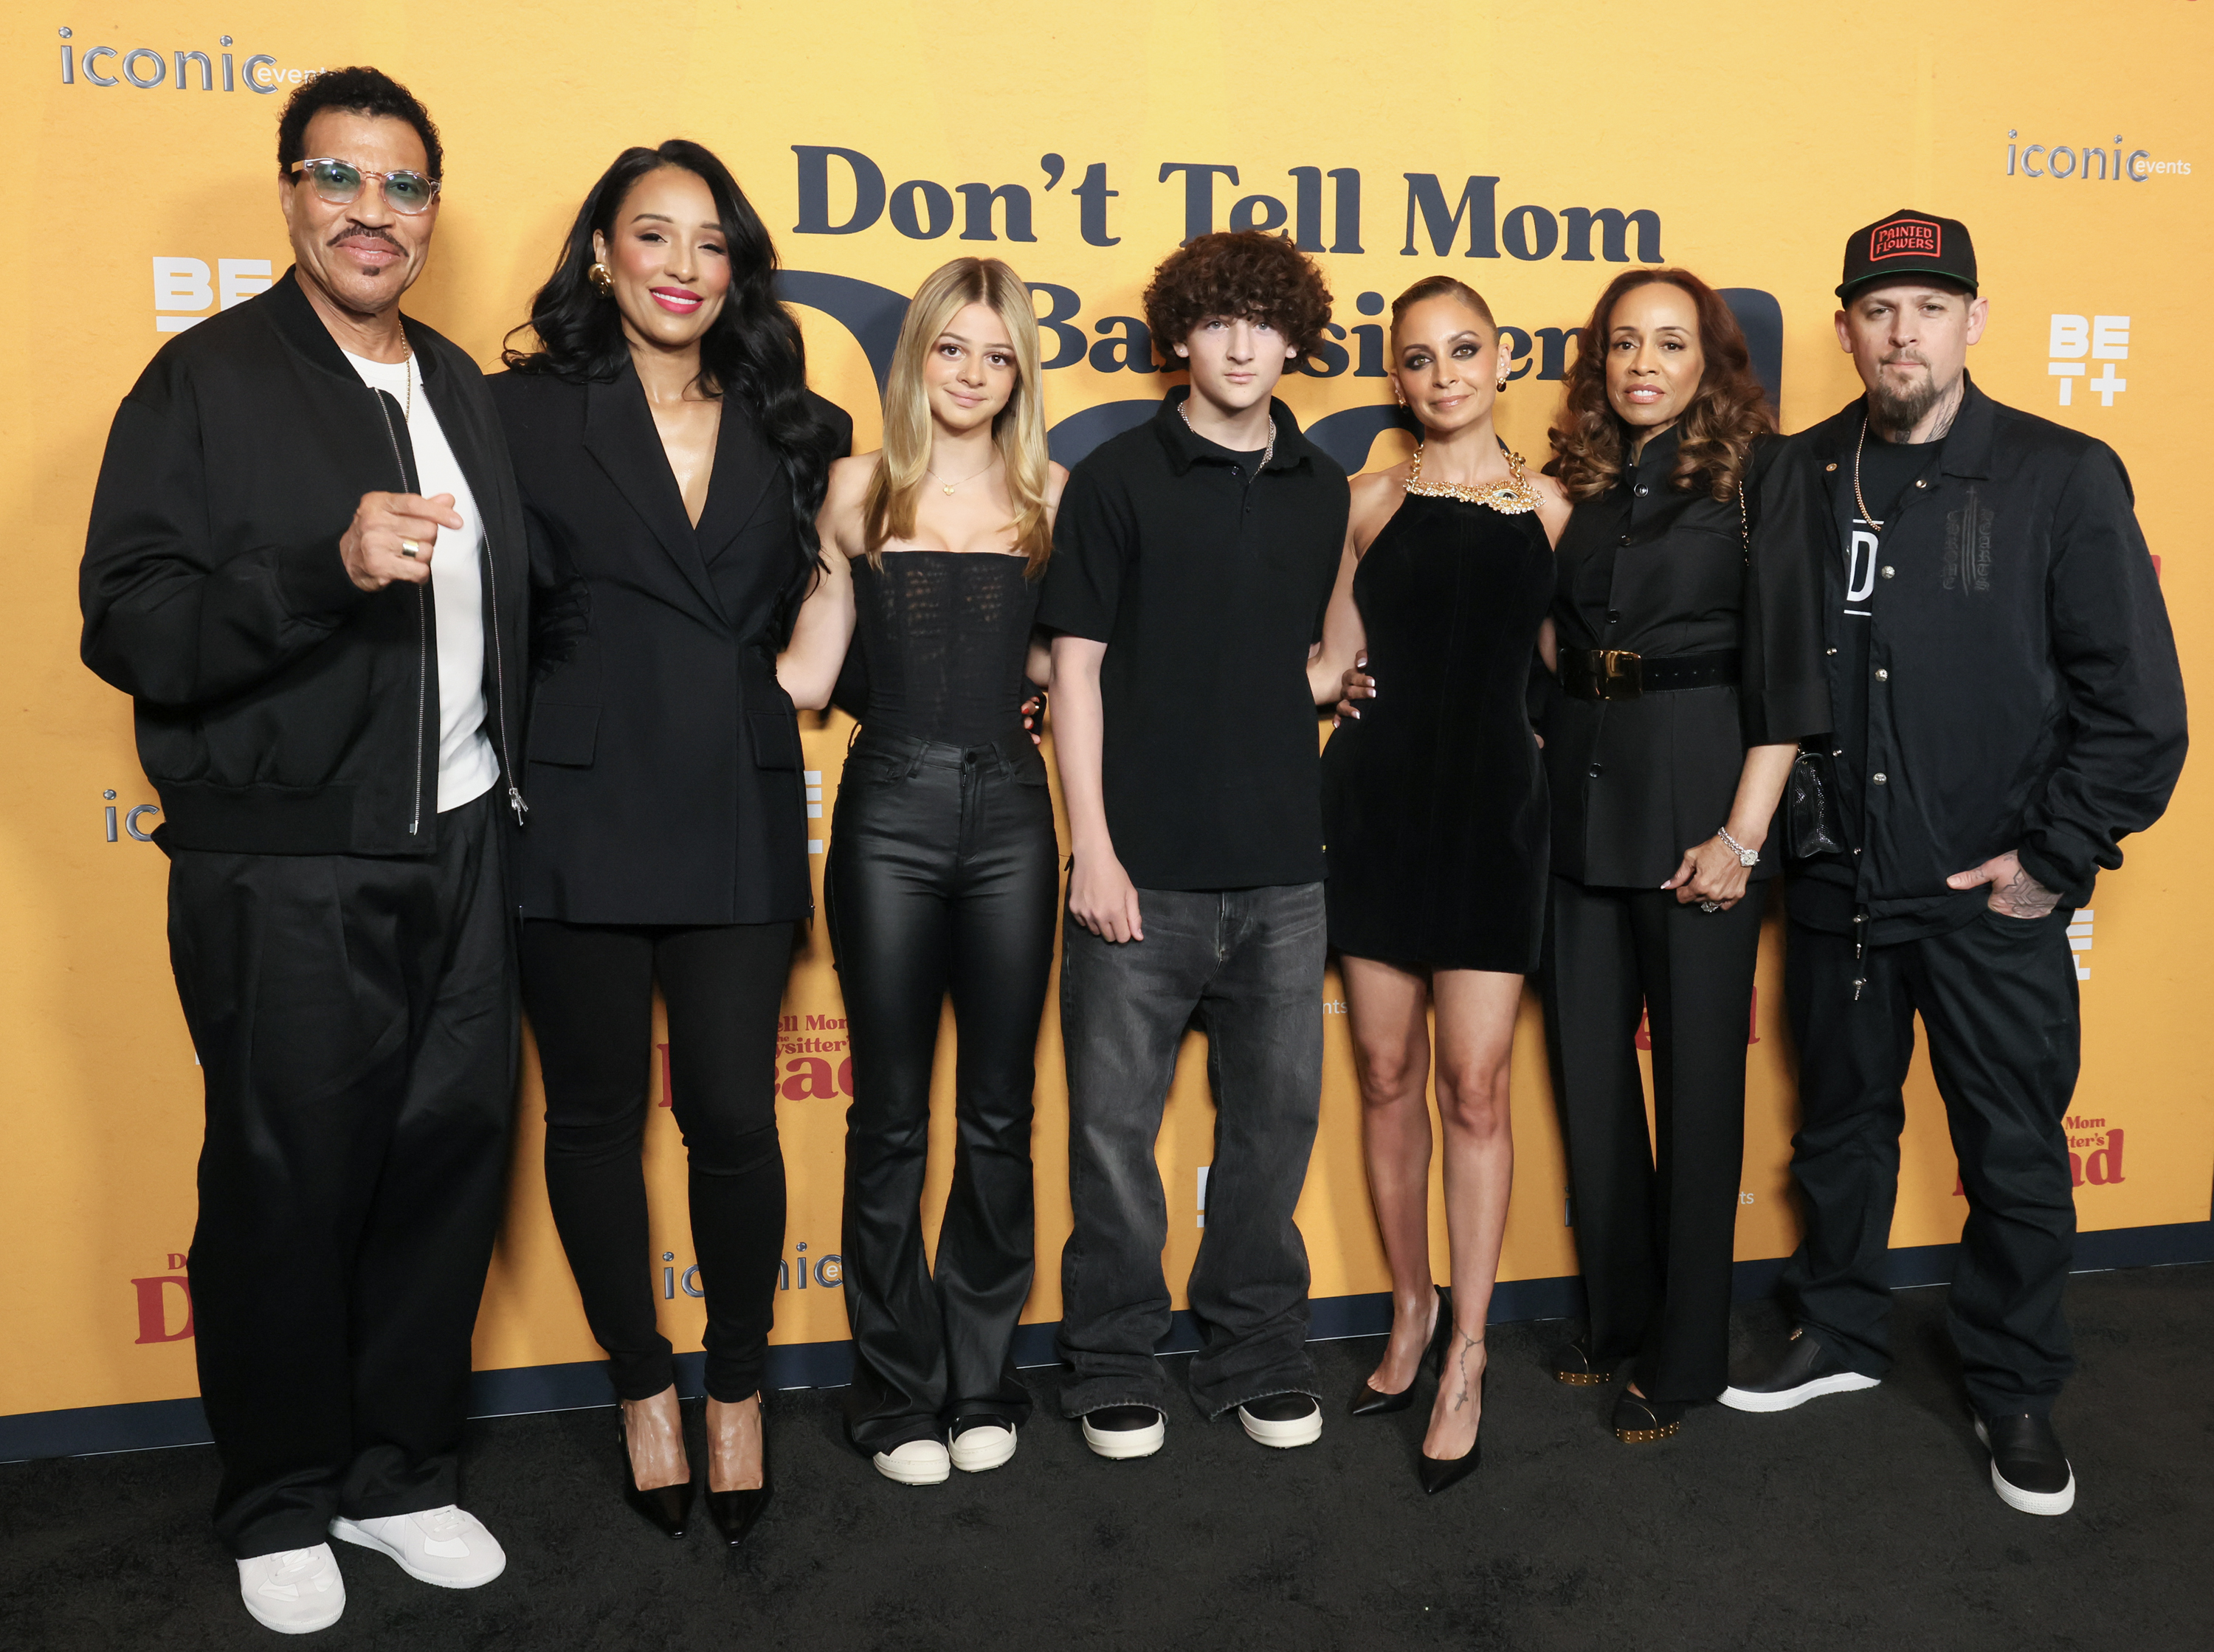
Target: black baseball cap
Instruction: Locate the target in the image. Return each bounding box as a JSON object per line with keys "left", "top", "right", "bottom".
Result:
{"left": 1836, "top": 209, "right": 1978, "bottom": 300}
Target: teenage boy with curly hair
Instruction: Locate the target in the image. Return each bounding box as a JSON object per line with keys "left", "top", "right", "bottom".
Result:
{"left": 1039, "top": 231, "right": 1349, "bottom": 1460}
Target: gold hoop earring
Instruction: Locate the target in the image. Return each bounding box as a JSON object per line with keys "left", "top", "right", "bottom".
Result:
{"left": 588, "top": 262, "right": 613, "bottom": 296}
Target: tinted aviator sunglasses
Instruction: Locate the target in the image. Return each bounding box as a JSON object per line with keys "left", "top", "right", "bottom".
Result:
{"left": 289, "top": 157, "right": 441, "bottom": 215}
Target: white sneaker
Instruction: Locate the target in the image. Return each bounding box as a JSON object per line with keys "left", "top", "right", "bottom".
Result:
{"left": 1080, "top": 1405, "right": 1166, "bottom": 1460}
{"left": 948, "top": 1420, "right": 1018, "bottom": 1474}
{"left": 237, "top": 1544, "right": 345, "bottom": 1634}
{"left": 329, "top": 1505, "right": 506, "bottom": 1589}
{"left": 872, "top": 1439, "right": 951, "bottom": 1485}
{"left": 1238, "top": 1394, "right": 1324, "bottom": 1449}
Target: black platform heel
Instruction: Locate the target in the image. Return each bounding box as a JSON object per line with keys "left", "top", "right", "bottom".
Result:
{"left": 620, "top": 1426, "right": 694, "bottom": 1539}
{"left": 1418, "top": 1338, "right": 1487, "bottom": 1496}
{"left": 705, "top": 1394, "right": 774, "bottom": 1547}
{"left": 1349, "top": 1286, "right": 1452, "bottom": 1417}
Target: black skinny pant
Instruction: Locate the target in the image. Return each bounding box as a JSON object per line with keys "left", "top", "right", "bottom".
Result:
{"left": 1781, "top": 910, "right": 2082, "bottom": 1417}
{"left": 825, "top": 730, "right": 1059, "bottom": 1454}
{"left": 520, "top": 919, "right": 793, "bottom": 1404}
{"left": 1540, "top": 877, "right": 1766, "bottom": 1402}
{"left": 171, "top": 792, "right": 515, "bottom": 1558}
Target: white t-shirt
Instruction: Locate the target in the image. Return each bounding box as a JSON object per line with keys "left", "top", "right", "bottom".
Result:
{"left": 343, "top": 350, "right": 499, "bottom": 813}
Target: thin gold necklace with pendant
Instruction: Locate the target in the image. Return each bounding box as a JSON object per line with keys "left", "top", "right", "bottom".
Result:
{"left": 1404, "top": 440, "right": 1540, "bottom": 514}
{"left": 925, "top": 456, "right": 998, "bottom": 495}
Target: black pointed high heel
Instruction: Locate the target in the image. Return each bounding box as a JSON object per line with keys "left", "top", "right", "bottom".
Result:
{"left": 620, "top": 1426, "right": 694, "bottom": 1538}
{"left": 705, "top": 1394, "right": 773, "bottom": 1547}
{"left": 1349, "top": 1286, "right": 1452, "bottom": 1417}
{"left": 1418, "top": 1343, "right": 1487, "bottom": 1496}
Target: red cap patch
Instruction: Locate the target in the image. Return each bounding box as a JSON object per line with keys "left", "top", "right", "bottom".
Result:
{"left": 1869, "top": 218, "right": 1941, "bottom": 262}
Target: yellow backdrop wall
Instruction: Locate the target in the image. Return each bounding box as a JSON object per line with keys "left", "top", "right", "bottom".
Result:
{"left": 3, "top": 0, "right": 2207, "bottom": 1431}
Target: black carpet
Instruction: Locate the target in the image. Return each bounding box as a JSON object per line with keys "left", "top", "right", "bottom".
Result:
{"left": 5, "top": 1265, "right": 2210, "bottom": 1651}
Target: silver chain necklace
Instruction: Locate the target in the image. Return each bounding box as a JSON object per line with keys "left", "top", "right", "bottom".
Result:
{"left": 1180, "top": 397, "right": 1275, "bottom": 471}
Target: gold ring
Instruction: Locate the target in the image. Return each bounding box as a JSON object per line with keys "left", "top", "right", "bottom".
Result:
{"left": 400, "top": 540, "right": 421, "bottom": 559}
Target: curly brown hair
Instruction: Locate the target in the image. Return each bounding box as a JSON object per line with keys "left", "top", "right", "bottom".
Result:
{"left": 1546, "top": 268, "right": 1773, "bottom": 503}
{"left": 1142, "top": 231, "right": 1333, "bottom": 367}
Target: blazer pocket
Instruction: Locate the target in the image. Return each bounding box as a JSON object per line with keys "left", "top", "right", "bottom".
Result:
{"left": 748, "top": 708, "right": 801, "bottom": 770}
{"left": 528, "top": 702, "right": 599, "bottom": 767}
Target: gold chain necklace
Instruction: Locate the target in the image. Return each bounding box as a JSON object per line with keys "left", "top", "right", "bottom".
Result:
{"left": 925, "top": 455, "right": 997, "bottom": 495}
{"left": 1405, "top": 441, "right": 1540, "bottom": 514}
{"left": 1851, "top": 417, "right": 1880, "bottom": 528}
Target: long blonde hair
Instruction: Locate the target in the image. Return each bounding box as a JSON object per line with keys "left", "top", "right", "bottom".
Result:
{"left": 863, "top": 258, "right": 1052, "bottom": 574}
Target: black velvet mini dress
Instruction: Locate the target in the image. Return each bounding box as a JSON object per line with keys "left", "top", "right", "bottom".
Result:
{"left": 1320, "top": 490, "right": 1554, "bottom": 973}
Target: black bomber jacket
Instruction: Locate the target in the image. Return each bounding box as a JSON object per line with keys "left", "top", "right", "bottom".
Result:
{"left": 1793, "top": 375, "right": 2186, "bottom": 915}
{"left": 80, "top": 270, "right": 529, "bottom": 858}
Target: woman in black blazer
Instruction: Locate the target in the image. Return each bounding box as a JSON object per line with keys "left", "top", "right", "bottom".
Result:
{"left": 490, "top": 141, "right": 849, "bottom": 1545}
{"left": 1534, "top": 269, "right": 1826, "bottom": 1444}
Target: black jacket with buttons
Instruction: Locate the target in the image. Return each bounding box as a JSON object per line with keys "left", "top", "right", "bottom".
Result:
{"left": 1538, "top": 429, "right": 1831, "bottom": 888}
{"left": 1789, "top": 376, "right": 2185, "bottom": 927}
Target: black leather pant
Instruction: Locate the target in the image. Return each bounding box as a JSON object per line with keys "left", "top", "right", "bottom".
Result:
{"left": 825, "top": 728, "right": 1059, "bottom": 1454}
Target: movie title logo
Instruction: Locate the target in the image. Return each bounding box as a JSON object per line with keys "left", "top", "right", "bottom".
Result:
{"left": 792, "top": 146, "right": 1664, "bottom": 271}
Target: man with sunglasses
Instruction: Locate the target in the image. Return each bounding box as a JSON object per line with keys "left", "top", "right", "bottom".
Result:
{"left": 81, "top": 68, "right": 526, "bottom": 1634}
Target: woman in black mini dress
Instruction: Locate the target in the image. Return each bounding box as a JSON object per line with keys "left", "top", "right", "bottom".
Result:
{"left": 1311, "top": 276, "right": 1570, "bottom": 1493}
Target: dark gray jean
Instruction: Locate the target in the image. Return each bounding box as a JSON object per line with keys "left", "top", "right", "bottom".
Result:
{"left": 1055, "top": 882, "right": 1326, "bottom": 1419}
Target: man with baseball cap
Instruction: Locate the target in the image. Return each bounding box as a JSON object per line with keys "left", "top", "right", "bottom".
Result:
{"left": 1721, "top": 210, "right": 2187, "bottom": 1516}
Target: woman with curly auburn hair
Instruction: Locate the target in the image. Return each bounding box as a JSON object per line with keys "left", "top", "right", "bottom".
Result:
{"left": 1533, "top": 268, "right": 1827, "bottom": 1444}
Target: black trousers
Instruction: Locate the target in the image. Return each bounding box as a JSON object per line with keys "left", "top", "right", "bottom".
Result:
{"left": 1781, "top": 909, "right": 2082, "bottom": 1417}
{"left": 1539, "top": 877, "right": 1766, "bottom": 1402}
{"left": 824, "top": 730, "right": 1058, "bottom": 1453}
{"left": 520, "top": 919, "right": 793, "bottom": 1404}
{"left": 170, "top": 791, "right": 515, "bottom": 1559}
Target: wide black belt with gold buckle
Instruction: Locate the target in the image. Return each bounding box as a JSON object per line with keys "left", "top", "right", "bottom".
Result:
{"left": 1559, "top": 648, "right": 1739, "bottom": 702}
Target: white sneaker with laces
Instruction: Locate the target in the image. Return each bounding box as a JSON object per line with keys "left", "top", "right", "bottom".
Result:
{"left": 329, "top": 1504, "right": 506, "bottom": 1589}
{"left": 872, "top": 1438, "right": 952, "bottom": 1485}
{"left": 237, "top": 1543, "right": 345, "bottom": 1634}
{"left": 948, "top": 1420, "right": 1018, "bottom": 1474}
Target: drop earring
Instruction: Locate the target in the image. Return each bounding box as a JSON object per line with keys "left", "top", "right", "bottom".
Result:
{"left": 589, "top": 262, "right": 613, "bottom": 295}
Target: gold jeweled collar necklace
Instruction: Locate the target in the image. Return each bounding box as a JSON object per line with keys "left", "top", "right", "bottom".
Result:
{"left": 1404, "top": 441, "right": 1540, "bottom": 515}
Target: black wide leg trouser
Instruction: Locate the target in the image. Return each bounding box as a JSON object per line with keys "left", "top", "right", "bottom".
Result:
{"left": 520, "top": 919, "right": 794, "bottom": 1406}
{"left": 1539, "top": 877, "right": 1766, "bottom": 1403}
{"left": 170, "top": 792, "right": 515, "bottom": 1559}
{"left": 825, "top": 731, "right": 1059, "bottom": 1455}
{"left": 1780, "top": 909, "right": 2082, "bottom": 1418}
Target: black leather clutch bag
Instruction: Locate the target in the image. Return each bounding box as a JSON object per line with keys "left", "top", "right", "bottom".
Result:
{"left": 1787, "top": 748, "right": 1844, "bottom": 858}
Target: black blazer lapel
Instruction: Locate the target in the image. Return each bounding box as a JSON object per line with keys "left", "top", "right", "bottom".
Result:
{"left": 582, "top": 367, "right": 727, "bottom": 621}
{"left": 693, "top": 400, "right": 779, "bottom": 567}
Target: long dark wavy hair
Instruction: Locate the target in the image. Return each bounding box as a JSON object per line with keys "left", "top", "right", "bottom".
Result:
{"left": 1546, "top": 267, "right": 1773, "bottom": 502}
{"left": 503, "top": 140, "right": 838, "bottom": 556}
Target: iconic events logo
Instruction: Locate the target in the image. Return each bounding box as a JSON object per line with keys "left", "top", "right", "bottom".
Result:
{"left": 52, "top": 27, "right": 320, "bottom": 94}
{"left": 2004, "top": 130, "right": 2190, "bottom": 181}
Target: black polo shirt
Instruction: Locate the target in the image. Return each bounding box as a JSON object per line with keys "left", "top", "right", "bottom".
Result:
{"left": 1039, "top": 386, "right": 1350, "bottom": 890}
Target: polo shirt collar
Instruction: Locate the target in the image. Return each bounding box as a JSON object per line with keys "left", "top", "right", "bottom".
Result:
{"left": 1151, "top": 383, "right": 1317, "bottom": 477}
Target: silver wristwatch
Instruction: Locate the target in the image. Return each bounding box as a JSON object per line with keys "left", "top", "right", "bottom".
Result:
{"left": 1716, "top": 826, "right": 1759, "bottom": 867}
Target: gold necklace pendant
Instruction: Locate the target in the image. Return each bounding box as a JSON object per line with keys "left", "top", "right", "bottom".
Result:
{"left": 1404, "top": 443, "right": 1540, "bottom": 514}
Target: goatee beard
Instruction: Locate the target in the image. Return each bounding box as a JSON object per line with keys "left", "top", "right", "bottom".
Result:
{"left": 1869, "top": 373, "right": 1941, "bottom": 435}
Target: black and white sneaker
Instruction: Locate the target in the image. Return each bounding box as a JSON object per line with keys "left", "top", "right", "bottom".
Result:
{"left": 1080, "top": 1405, "right": 1165, "bottom": 1461}
{"left": 1976, "top": 1414, "right": 2076, "bottom": 1516}
{"left": 1718, "top": 1329, "right": 1881, "bottom": 1413}
{"left": 1238, "top": 1394, "right": 1323, "bottom": 1448}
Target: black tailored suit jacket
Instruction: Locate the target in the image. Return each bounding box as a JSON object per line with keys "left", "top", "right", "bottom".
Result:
{"left": 487, "top": 361, "right": 851, "bottom": 925}
{"left": 1537, "top": 432, "right": 1831, "bottom": 890}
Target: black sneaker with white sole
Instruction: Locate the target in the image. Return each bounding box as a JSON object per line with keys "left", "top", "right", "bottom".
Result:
{"left": 1718, "top": 1328, "right": 1882, "bottom": 1412}
{"left": 1080, "top": 1405, "right": 1165, "bottom": 1461}
{"left": 1976, "top": 1414, "right": 2076, "bottom": 1516}
{"left": 1237, "top": 1393, "right": 1322, "bottom": 1448}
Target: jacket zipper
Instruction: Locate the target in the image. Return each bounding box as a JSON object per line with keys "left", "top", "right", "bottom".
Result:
{"left": 370, "top": 391, "right": 429, "bottom": 837}
{"left": 480, "top": 533, "right": 528, "bottom": 826}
